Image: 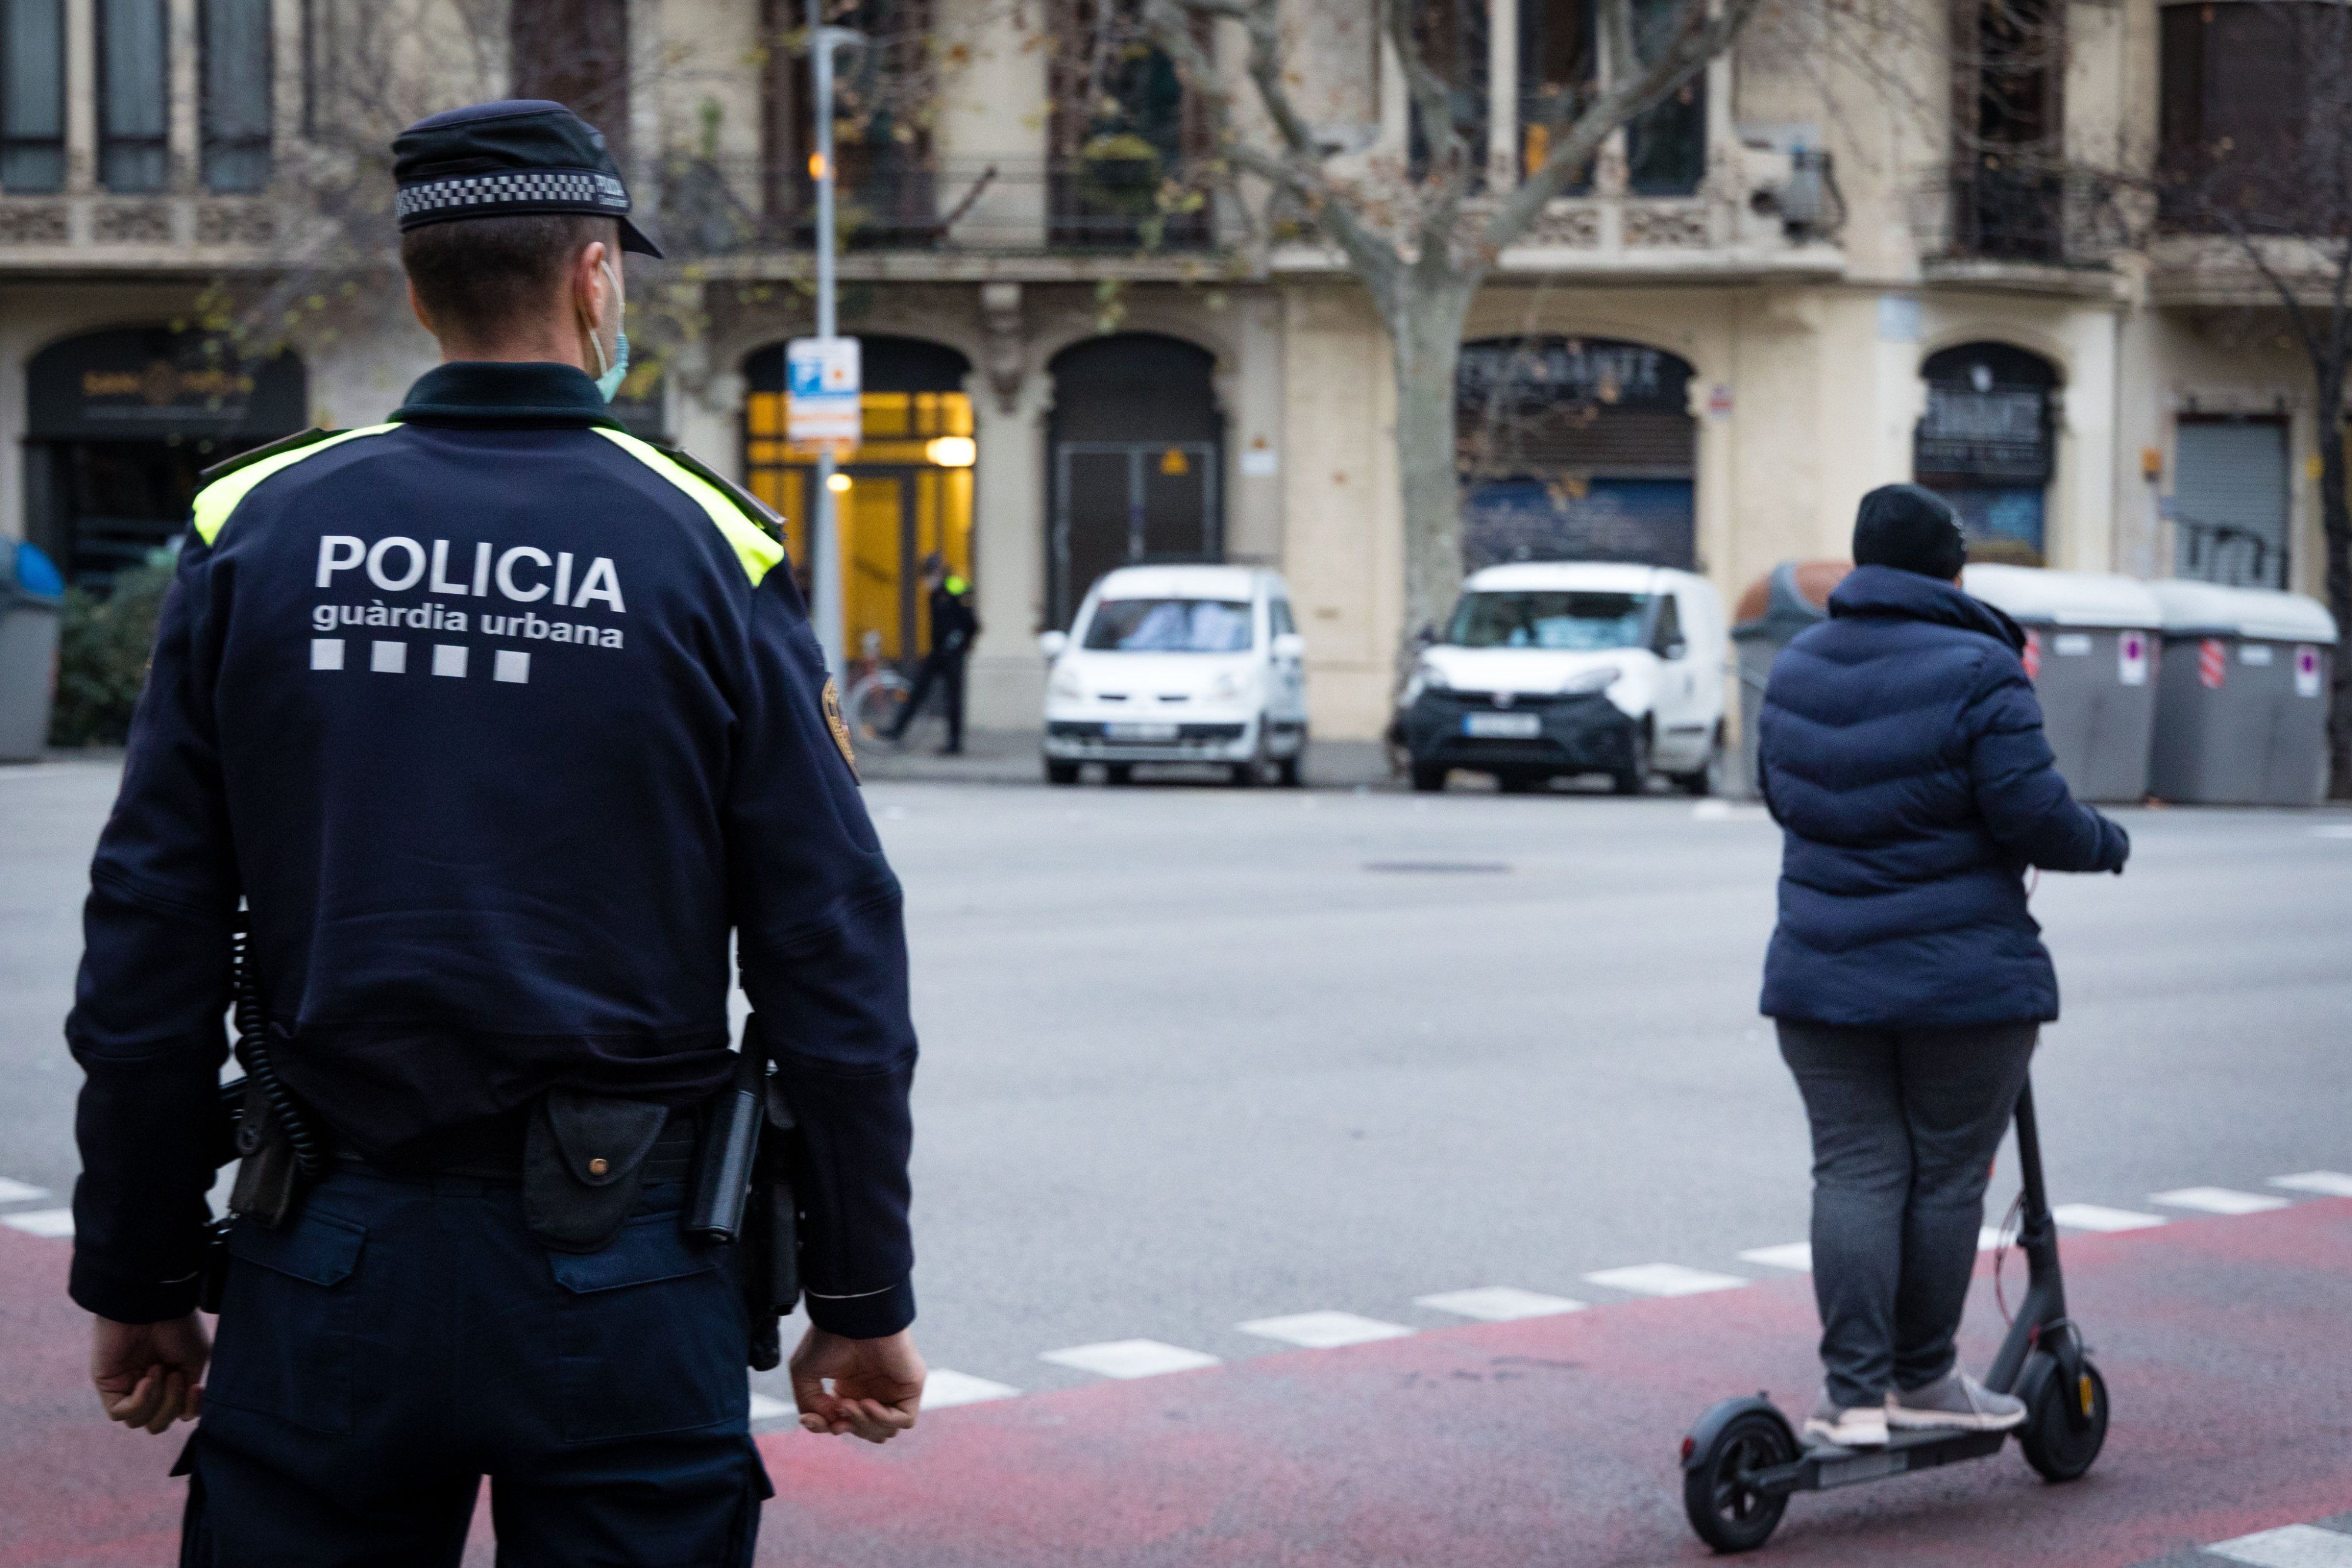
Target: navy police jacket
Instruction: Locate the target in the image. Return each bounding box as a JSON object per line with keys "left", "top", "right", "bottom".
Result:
{"left": 1757, "top": 565, "right": 2129, "bottom": 1027}
{"left": 67, "top": 363, "right": 916, "bottom": 1336}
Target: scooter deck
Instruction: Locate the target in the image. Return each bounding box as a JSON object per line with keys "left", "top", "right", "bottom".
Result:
{"left": 1760, "top": 1426, "right": 2010, "bottom": 1496}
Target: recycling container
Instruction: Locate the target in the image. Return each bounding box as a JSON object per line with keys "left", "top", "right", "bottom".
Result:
{"left": 0, "top": 538, "right": 65, "bottom": 762}
{"left": 1963, "top": 564, "right": 2163, "bottom": 803}
{"left": 2146, "top": 579, "right": 2337, "bottom": 805}
{"left": 1729, "top": 560, "right": 1850, "bottom": 798}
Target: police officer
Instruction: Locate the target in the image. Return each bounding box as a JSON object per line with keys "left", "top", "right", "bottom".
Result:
{"left": 66, "top": 101, "right": 924, "bottom": 1563}
{"left": 887, "top": 553, "right": 978, "bottom": 754}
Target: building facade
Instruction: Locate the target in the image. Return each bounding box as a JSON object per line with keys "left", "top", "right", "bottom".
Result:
{"left": 0, "top": 0, "right": 2334, "bottom": 741}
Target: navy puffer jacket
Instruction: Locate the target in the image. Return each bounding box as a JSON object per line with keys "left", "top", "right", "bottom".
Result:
{"left": 1758, "top": 566, "right": 2128, "bottom": 1025}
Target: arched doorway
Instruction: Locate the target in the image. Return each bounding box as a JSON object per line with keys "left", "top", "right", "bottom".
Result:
{"left": 1915, "top": 341, "right": 2059, "bottom": 566}
{"left": 1455, "top": 336, "right": 1699, "bottom": 570}
{"left": 25, "top": 327, "right": 305, "bottom": 586}
{"left": 742, "top": 335, "right": 975, "bottom": 661}
{"left": 1046, "top": 332, "right": 1222, "bottom": 627}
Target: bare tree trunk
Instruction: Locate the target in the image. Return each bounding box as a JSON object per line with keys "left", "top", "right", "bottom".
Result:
{"left": 2317, "top": 377, "right": 2352, "bottom": 798}
{"left": 1389, "top": 279, "right": 1476, "bottom": 666}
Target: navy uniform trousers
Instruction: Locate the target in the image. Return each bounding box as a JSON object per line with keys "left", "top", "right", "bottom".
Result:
{"left": 178, "top": 1165, "right": 771, "bottom": 1567}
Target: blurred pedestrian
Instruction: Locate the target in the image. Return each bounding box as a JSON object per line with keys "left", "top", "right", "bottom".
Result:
{"left": 1756, "top": 483, "right": 2129, "bottom": 1448}
{"left": 889, "top": 553, "right": 978, "bottom": 754}
{"left": 66, "top": 100, "right": 923, "bottom": 1563}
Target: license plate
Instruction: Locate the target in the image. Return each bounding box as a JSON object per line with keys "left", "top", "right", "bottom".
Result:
{"left": 1106, "top": 721, "right": 1180, "bottom": 743}
{"left": 1462, "top": 712, "right": 1541, "bottom": 739}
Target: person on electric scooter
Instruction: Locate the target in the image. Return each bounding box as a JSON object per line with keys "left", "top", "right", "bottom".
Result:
{"left": 1756, "top": 484, "right": 2129, "bottom": 1449}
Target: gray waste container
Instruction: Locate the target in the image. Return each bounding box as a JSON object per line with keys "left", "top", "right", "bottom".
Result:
{"left": 2146, "top": 580, "right": 2336, "bottom": 805}
{"left": 1729, "top": 560, "right": 1849, "bottom": 798}
{"left": 0, "top": 538, "right": 65, "bottom": 762}
{"left": 1963, "top": 564, "right": 2163, "bottom": 803}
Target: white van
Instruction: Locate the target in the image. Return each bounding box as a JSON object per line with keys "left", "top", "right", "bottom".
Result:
{"left": 1395, "top": 561, "right": 1728, "bottom": 794}
{"left": 1038, "top": 564, "right": 1308, "bottom": 785}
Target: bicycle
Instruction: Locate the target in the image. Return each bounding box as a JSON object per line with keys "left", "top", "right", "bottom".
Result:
{"left": 841, "top": 631, "right": 945, "bottom": 754}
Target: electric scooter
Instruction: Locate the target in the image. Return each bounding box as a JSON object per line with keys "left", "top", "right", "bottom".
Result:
{"left": 1679, "top": 1076, "right": 2109, "bottom": 1553}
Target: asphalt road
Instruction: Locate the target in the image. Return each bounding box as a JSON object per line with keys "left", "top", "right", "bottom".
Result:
{"left": 5, "top": 761, "right": 2347, "bottom": 1400}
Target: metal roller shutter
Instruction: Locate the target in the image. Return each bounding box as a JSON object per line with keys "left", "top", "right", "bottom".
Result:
{"left": 2173, "top": 418, "right": 2287, "bottom": 588}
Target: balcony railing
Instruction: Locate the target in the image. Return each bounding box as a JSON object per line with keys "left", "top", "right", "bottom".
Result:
{"left": 654, "top": 155, "right": 1219, "bottom": 259}
{"left": 1914, "top": 164, "right": 2126, "bottom": 271}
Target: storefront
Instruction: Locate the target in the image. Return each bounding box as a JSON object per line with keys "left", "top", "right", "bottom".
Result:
{"left": 742, "top": 335, "right": 976, "bottom": 663}
{"left": 24, "top": 326, "right": 306, "bottom": 586}
{"left": 1915, "top": 340, "right": 2059, "bottom": 566}
{"left": 1454, "top": 336, "right": 1699, "bottom": 571}
{"left": 1045, "top": 332, "right": 1224, "bottom": 628}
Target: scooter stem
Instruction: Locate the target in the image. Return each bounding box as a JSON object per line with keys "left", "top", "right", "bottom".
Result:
{"left": 2012, "top": 1079, "right": 2052, "bottom": 1226}
{"left": 1986, "top": 1074, "right": 2070, "bottom": 1395}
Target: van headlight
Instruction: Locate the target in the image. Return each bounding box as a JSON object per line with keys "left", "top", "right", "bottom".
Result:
{"left": 1048, "top": 665, "right": 1084, "bottom": 700}
{"left": 1560, "top": 666, "right": 1619, "bottom": 695}
{"left": 1402, "top": 657, "right": 1450, "bottom": 706}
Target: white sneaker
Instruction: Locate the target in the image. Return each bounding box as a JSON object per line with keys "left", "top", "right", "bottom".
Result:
{"left": 1887, "top": 1370, "right": 2027, "bottom": 1432}
{"left": 1801, "top": 1391, "right": 1889, "bottom": 1448}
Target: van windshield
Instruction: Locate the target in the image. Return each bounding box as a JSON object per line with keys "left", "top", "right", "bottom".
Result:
{"left": 1084, "top": 598, "right": 1255, "bottom": 653}
{"left": 1446, "top": 590, "right": 1649, "bottom": 650}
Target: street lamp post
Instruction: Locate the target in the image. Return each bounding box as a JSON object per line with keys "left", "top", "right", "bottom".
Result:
{"left": 807, "top": 7, "right": 861, "bottom": 673}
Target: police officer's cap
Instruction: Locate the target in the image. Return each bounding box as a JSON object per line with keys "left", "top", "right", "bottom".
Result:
{"left": 393, "top": 99, "right": 663, "bottom": 258}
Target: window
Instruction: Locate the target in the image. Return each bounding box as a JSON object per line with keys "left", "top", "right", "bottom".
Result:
{"left": 1, "top": 0, "right": 64, "bottom": 190}
{"left": 202, "top": 0, "right": 270, "bottom": 192}
{"left": 2159, "top": 2, "right": 2352, "bottom": 233}
{"left": 1269, "top": 599, "right": 1297, "bottom": 638}
{"left": 1084, "top": 599, "right": 1255, "bottom": 653}
{"left": 1949, "top": 0, "right": 2064, "bottom": 259}
{"left": 759, "top": 0, "right": 937, "bottom": 245}
{"left": 1516, "top": 0, "right": 1703, "bottom": 196}
{"left": 98, "top": 0, "right": 168, "bottom": 192}
{"left": 510, "top": 0, "right": 628, "bottom": 163}
{"left": 1410, "top": 0, "right": 1488, "bottom": 182}
{"left": 1519, "top": 0, "right": 1589, "bottom": 183}
{"left": 1625, "top": 0, "right": 1705, "bottom": 195}
{"left": 1650, "top": 594, "right": 1683, "bottom": 656}
{"left": 1047, "top": 0, "right": 1207, "bottom": 248}
{"left": 1446, "top": 591, "right": 1651, "bottom": 651}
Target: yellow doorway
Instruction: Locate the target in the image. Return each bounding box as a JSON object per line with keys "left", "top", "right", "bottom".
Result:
{"left": 743, "top": 389, "right": 975, "bottom": 663}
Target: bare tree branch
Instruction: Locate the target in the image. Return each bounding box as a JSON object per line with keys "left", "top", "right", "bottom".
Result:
{"left": 1145, "top": 0, "right": 1405, "bottom": 306}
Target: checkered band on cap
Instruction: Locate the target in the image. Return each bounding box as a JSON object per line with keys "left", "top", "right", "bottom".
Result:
{"left": 396, "top": 169, "right": 629, "bottom": 225}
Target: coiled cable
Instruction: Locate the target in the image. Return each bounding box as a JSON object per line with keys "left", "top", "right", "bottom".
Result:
{"left": 230, "top": 918, "right": 323, "bottom": 1177}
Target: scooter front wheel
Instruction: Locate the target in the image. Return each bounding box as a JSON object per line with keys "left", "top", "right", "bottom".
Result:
{"left": 2016, "top": 1353, "right": 2109, "bottom": 1482}
{"left": 1683, "top": 1409, "right": 1795, "bottom": 1553}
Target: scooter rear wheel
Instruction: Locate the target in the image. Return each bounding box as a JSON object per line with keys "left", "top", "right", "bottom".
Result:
{"left": 1683, "top": 1410, "right": 1795, "bottom": 1553}
{"left": 2016, "top": 1353, "right": 2109, "bottom": 1482}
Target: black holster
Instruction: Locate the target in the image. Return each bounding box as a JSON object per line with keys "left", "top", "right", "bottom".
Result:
{"left": 226, "top": 1076, "right": 307, "bottom": 1229}
{"left": 737, "top": 1079, "right": 801, "bottom": 1371}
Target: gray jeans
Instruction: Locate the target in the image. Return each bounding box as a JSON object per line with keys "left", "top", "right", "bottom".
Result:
{"left": 1777, "top": 1020, "right": 2037, "bottom": 1409}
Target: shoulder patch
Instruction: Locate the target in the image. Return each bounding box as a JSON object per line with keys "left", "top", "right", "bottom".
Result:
{"left": 592, "top": 427, "right": 786, "bottom": 588}
{"left": 190, "top": 424, "right": 402, "bottom": 546}
{"left": 822, "top": 676, "right": 859, "bottom": 779}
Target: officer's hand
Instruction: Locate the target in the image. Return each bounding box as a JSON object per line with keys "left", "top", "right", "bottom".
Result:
{"left": 91, "top": 1313, "right": 211, "bottom": 1435}
{"left": 789, "top": 1326, "right": 924, "bottom": 1444}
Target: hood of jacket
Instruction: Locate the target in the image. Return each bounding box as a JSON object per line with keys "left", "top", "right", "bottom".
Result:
{"left": 1826, "top": 563, "right": 2026, "bottom": 653}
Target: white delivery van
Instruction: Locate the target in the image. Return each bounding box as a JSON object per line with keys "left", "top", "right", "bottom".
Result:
{"left": 1395, "top": 561, "right": 1728, "bottom": 794}
{"left": 1038, "top": 564, "right": 1309, "bottom": 785}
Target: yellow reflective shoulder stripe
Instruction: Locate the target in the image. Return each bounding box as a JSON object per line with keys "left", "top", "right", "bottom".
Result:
{"left": 189, "top": 424, "right": 402, "bottom": 546}
{"left": 593, "top": 427, "right": 783, "bottom": 589}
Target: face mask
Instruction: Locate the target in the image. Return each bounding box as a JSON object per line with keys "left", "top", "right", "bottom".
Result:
{"left": 584, "top": 258, "right": 629, "bottom": 403}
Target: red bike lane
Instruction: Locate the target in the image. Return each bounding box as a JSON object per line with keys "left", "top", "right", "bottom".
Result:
{"left": 1, "top": 1200, "right": 2345, "bottom": 1567}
